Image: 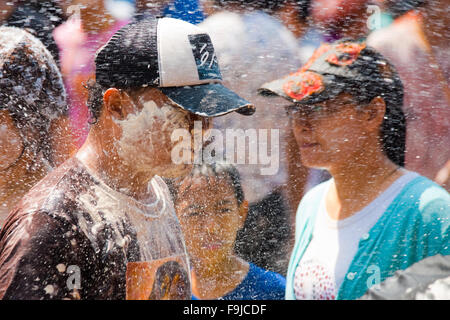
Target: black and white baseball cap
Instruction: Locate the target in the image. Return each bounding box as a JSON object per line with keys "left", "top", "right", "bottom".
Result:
{"left": 95, "top": 17, "right": 255, "bottom": 117}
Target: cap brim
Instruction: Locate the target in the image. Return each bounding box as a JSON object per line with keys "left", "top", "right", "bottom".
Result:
{"left": 161, "top": 83, "right": 255, "bottom": 117}
{"left": 258, "top": 73, "right": 345, "bottom": 105}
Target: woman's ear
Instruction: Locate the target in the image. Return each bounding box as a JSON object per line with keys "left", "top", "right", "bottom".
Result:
{"left": 363, "top": 96, "right": 386, "bottom": 131}
{"left": 103, "top": 88, "right": 136, "bottom": 121}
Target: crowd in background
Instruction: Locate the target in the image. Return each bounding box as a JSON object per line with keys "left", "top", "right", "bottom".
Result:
{"left": 0, "top": 0, "right": 448, "bottom": 300}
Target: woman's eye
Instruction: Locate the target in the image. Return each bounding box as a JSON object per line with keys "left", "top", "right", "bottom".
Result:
{"left": 218, "top": 207, "right": 232, "bottom": 213}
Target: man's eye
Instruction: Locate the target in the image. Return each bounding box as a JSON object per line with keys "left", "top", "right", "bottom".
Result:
{"left": 218, "top": 208, "right": 232, "bottom": 213}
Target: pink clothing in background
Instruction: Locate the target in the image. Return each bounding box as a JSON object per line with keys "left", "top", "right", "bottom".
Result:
{"left": 54, "top": 18, "right": 129, "bottom": 147}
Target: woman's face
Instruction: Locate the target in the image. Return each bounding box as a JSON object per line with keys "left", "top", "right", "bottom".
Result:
{"left": 289, "top": 94, "right": 370, "bottom": 170}
{"left": 0, "top": 109, "right": 24, "bottom": 171}
{"left": 175, "top": 175, "right": 246, "bottom": 266}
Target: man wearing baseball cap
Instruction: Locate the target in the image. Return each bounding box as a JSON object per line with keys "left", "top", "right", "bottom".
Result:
{"left": 0, "top": 17, "right": 253, "bottom": 300}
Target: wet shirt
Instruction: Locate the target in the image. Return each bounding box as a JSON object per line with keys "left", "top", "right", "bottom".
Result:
{"left": 0, "top": 157, "right": 189, "bottom": 300}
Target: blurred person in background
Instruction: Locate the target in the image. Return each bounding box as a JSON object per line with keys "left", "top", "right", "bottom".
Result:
{"left": 0, "top": 27, "right": 72, "bottom": 227}
{"left": 199, "top": 0, "right": 316, "bottom": 276}
{"left": 367, "top": 0, "right": 450, "bottom": 191}
{"left": 1, "top": 0, "right": 66, "bottom": 63}
{"left": 172, "top": 163, "right": 286, "bottom": 300}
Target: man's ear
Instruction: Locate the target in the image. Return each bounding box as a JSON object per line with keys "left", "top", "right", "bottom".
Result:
{"left": 361, "top": 96, "right": 386, "bottom": 131}
{"left": 103, "top": 88, "right": 135, "bottom": 121}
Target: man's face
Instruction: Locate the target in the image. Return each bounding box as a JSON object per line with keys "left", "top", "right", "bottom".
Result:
{"left": 110, "top": 88, "right": 209, "bottom": 179}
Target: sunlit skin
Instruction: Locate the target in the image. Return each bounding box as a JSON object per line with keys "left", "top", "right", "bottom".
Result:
{"left": 289, "top": 93, "right": 404, "bottom": 220}
{"left": 174, "top": 175, "right": 250, "bottom": 299}
{"left": 77, "top": 87, "right": 211, "bottom": 202}
{"left": 0, "top": 110, "right": 48, "bottom": 226}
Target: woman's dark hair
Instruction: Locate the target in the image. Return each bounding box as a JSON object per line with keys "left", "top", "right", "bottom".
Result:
{"left": 85, "top": 80, "right": 107, "bottom": 124}
{"left": 346, "top": 46, "right": 406, "bottom": 167}
{"left": 169, "top": 162, "right": 245, "bottom": 207}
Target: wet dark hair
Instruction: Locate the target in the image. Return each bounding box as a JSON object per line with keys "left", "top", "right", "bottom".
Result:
{"left": 85, "top": 80, "right": 107, "bottom": 124}
{"left": 170, "top": 162, "right": 245, "bottom": 207}
{"left": 0, "top": 27, "right": 68, "bottom": 166}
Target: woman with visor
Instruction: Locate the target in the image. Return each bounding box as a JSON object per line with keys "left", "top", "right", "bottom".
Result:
{"left": 259, "top": 40, "right": 450, "bottom": 300}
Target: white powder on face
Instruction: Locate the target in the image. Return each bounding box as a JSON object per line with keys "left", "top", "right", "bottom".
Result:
{"left": 113, "top": 99, "right": 192, "bottom": 177}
